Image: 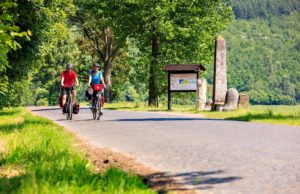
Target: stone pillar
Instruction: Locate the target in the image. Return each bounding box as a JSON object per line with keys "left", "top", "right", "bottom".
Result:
{"left": 212, "top": 36, "right": 227, "bottom": 111}
{"left": 223, "top": 88, "right": 239, "bottom": 111}
{"left": 196, "top": 78, "right": 207, "bottom": 110}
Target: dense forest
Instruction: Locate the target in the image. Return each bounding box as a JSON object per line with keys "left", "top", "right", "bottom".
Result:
{"left": 0, "top": 0, "right": 299, "bottom": 108}
{"left": 223, "top": 0, "right": 300, "bottom": 104}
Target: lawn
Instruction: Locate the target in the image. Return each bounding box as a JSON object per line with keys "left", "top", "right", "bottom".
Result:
{"left": 0, "top": 108, "right": 155, "bottom": 194}
{"left": 105, "top": 102, "right": 300, "bottom": 127}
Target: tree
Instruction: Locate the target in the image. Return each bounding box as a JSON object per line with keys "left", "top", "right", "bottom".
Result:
{"left": 112, "top": 0, "right": 233, "bottom": 106}
{"left": 71, "top": 0, "right": 128, "bottom": 102}
{"left": 0, "top": 0, "right": 29, "bottom": 108}
{"left": 1, "top": 0, "right": 74, "bottom": 107}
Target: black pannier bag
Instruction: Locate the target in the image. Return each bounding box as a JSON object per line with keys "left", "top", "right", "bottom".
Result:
{"left": 73, "top": 102, "right": 80, "bottom": 114}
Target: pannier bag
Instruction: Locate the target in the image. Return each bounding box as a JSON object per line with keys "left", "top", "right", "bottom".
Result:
{"left": 85, "top": 90, "right": 92, "bottom": 100}
{"left": 73, "top": 102, "right": 80, "bottom": 114}
{"left": 93, "top": 84, "right": 103, "bottom": 92}
{"left": 58, "top": 96, "right": 63, "bottom": 108}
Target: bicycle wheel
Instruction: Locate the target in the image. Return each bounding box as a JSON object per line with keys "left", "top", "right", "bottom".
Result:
{"left": 66, "top": 100, "right": 70, "bottom": 120}
{"left": 92, "top": 98, "right": 97, "bottom": 120}
{"left": 97, "top": 95, "right": 102, "bottom": 120}
{"left": 69, "top": 102, "right": 73, "bottom": 120}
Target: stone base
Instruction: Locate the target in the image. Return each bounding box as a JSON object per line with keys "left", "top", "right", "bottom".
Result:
{"left": 212, "top": 104, "right": 224, "bottom": 112}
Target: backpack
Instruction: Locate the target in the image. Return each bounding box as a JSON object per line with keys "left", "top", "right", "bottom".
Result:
{"left": 73, "top": 102, "right": 80, "bottom": 114}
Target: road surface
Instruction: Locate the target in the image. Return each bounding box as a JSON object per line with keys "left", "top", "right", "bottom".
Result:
{"left": 30, "top": 107, "right": 300, "bottom": 194}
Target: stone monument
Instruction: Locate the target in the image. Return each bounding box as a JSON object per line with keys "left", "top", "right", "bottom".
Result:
{"left": 212, "top": 36, "right": 227, "bottom": 111}
{"left": 196, "top": 78, "right": 207, "bottom": 110}
{"left": 239, "top": 94, "right": 249, "bottom": 108}
{"left": 223, "top": 88, "right": 239, "bottom": 111}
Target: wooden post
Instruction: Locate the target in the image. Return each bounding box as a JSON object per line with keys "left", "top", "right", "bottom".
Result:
{"left": 168, "top": 72, "right": 171, "bottom": 111}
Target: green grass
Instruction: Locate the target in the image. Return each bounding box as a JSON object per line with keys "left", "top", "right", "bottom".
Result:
{"left": 0, "top": 108, "right": 155, "bottom": 194}
{"left": 105, "top": 102, "right": 300, "bottom": 127}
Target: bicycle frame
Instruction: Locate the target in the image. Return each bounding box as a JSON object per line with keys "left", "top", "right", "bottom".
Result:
{"left": 64, "top": 87, "right": 73, "bottom": 120}
{"left": 92, "top": 91, "right": 102, "bottom": 120}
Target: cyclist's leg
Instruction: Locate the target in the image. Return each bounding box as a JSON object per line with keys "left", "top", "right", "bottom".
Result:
{"left": 91, "top": 91, "right": 97, "bottom": 107}
{"left": 101, "top": 89, "right": 105, "bottom": 109}
{"left": 71, "top": 89, "right": 76, "bottom": 103}
{"left": 62, "top": 89, "right": 67, "bottom": 107}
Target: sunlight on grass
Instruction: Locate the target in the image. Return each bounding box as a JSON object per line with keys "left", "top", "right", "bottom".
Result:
{"left": 106, "top": 102, "right": 300, "bottom": 127}
{"left": 0, "top": 108, "right": 155, "bottom": 194}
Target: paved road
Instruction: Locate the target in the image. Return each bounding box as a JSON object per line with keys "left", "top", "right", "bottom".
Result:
{"left": 31, "top": 107, "right": 300, "bottom": 194}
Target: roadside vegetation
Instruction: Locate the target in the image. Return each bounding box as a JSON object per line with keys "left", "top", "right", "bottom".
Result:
{"left": 0, "top": 108, "right": 155, "bottom": 194}
{"left": 105, "top": 102, "right": 300, "bottom": 127}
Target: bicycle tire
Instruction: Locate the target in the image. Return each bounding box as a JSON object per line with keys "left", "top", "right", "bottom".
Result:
{"left": 92, "top": 98, "right": 97, "bottom": 120}
{"left": 69, "top": 102, "right": 73, "bottom": 120}
{"left": 66, "top": 99, "right": 70, "bottom": 120}
{"left": 97, "top": 94, "right": 102, "bottom": 120}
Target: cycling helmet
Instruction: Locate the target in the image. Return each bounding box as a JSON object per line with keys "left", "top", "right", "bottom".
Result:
{"left": 66, "top": 64, "right": 73, "bottom": 69}
{"left": 93, "top": 63, "right": 100, "bottom": 67}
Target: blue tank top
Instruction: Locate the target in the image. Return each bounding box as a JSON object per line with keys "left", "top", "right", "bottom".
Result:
{"left": 89, "top": 70, "right": 102, "bottom": 84}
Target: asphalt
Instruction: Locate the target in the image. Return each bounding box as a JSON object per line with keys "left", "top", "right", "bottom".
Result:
{"left": 30, "top": 106, "right": 300, "bottom": 194}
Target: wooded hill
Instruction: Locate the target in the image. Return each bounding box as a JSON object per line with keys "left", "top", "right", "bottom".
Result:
{"left": 222, "top": 0, "right": 300, "bottom": 104}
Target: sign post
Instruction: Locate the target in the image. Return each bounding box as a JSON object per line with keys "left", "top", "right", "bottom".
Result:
{"left": 163, "top": 64, "right": 206, "bottom": 111}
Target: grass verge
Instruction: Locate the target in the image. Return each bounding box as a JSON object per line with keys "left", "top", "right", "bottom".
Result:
{"left": 105, "top": 102, "right": 300, "bottom": 127}
{"left": 0, "top": 108, "right": 155, "bottom": 194}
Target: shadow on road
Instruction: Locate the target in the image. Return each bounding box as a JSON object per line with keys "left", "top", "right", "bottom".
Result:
{"left": 106, "top": 117, "right": 224, "bottom": 122}
{"left": 31, "top": 107, "right": 92, "bottom": 112}
{"left": 55, "top": 118, "right": 96, "bottom": 122}
{"left": 145, "top": 170, "right": 242, "bottom": 193}
{"left": 31, "top": 108, "right": 61, "bottom": 112}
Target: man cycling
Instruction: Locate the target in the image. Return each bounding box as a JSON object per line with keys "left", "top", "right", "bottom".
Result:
{"left": 88, "top": 63, "right": 106, "bottom": 112}
{"left": 61, "top": 64, "right": 79, "bottom": 109}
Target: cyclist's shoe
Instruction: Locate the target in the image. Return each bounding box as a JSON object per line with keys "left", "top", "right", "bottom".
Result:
{"left": 100, "top": 111, "right": 103, "bottom": 116}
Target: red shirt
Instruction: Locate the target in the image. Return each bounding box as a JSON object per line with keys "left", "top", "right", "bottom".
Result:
{"left": 61, "top": 70, "right": 77, "bottom": 87}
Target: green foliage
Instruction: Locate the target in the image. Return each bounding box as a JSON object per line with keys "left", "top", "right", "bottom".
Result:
{"left": 231, "top": 0, "right": 300, "bottom": 19}
{"left": 0, "top": 108, "right": 155, "bottom": 193}
{"left": 0, "top": 0, "right": 29, "bottom": 108}
{"left": 103, "top": 0, "right": 232, "bottom": 105}
{"left": 0, "top": 0, "right": 75, "bottom": 108}
{"left": 222, "top": 10, "right": 300, "bottom": 104}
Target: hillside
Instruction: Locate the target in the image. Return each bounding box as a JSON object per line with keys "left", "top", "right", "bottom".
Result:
{"left": 222, "top": 0, "right": 300, "bottom": 104}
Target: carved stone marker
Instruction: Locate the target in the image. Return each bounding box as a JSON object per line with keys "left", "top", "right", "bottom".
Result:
{"left": 212, "top": 36, "right": 227, "bottom": 110}
{"left": 224, "top": 88, "right": 239, "bottom": 111}
{"left": 239, "top": 94, "right": 249, "bottom": 108}
{"left": 196, "top": 78, "right": 207, "bottom": 110}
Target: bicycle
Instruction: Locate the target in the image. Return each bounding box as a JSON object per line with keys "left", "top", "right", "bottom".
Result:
{"left": 64, "top": 87, "right": 73, "bottom": 120}
{"left": 91, "top": 84, "right": 103, "bottom": 120}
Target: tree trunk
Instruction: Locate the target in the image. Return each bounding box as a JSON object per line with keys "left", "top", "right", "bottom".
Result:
{"left": 103, "top": 60, "right": 111, "bottom": 102}
{"left": 102, "top": 28, "right": 112, "bottom": 103}
{"left": 148, "top": 31, "right": 159, "bottom": 107}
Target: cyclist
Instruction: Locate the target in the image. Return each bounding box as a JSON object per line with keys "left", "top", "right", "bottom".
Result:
{"left": 61, "top": 64, "right": 79, "bottom": 109}
{"left": 88, "top": 63, "right": 106, "bottom": 111}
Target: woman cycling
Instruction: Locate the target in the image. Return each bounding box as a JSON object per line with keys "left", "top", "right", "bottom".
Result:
{"left": 88, "top": 63, "right": 106, "bottom": 112}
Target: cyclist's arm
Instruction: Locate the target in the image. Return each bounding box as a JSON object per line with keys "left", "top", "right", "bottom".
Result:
{"left": 75, "top": 77, "right": 79, "bottom": 87}
{"left": 101, "top": 75, "right": 106, "bottom": 88}
{"left": 88, "top": 75, "right": 92, "bottom": 87}
{"left": 61, "top": 77, "right": 64, "bottom": 87}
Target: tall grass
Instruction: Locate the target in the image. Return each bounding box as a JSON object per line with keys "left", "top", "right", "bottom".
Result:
{"left": 0, "top": 108, "right": 155, "bottom": 194}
